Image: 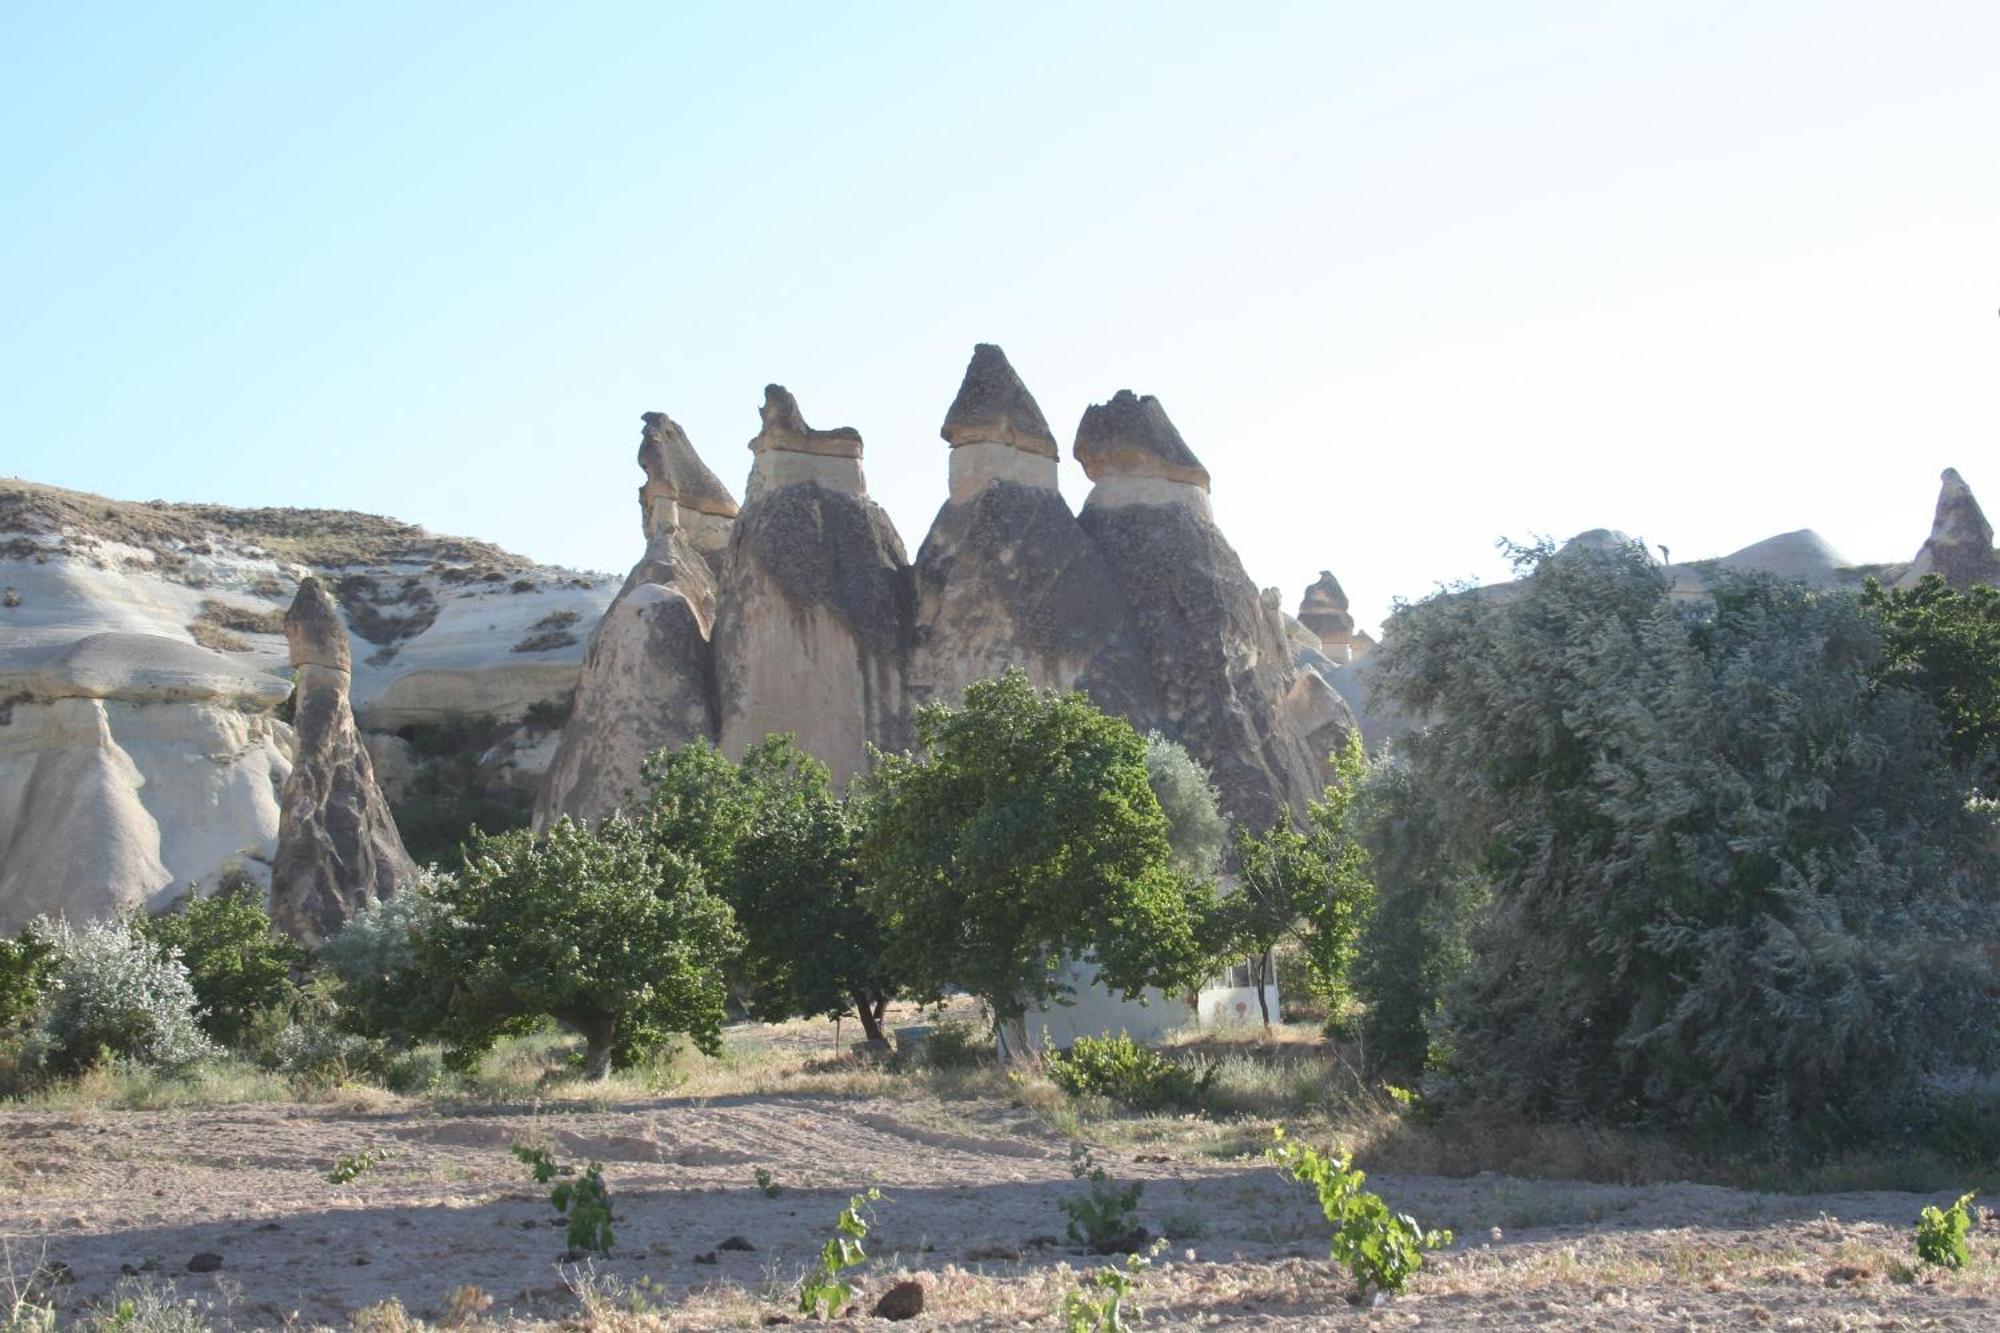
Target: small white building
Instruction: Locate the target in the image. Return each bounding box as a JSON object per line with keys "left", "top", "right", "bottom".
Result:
{"left": 1007, "top": 953, "right": 1279, "bottom": 1054}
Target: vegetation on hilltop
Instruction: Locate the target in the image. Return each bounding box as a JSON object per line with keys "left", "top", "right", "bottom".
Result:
{"left": 0, "top": 475, "right": 538, "bottom": 572}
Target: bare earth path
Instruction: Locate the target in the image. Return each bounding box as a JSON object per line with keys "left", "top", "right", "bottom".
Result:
{"left": 4, "top": 1086, "right": 1997, "bottom": 1330}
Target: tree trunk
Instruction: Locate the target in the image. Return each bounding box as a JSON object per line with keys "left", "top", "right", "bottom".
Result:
{"left": 1254, "top": 950, "right": 1273, "bottom": 1033}
{"left": 851, "top": 991, "right": 887, "bottom": 1044}
{"left": 996, "top": 1014, "right": 1034, "bottom": 1065}
{"left": 575, "top": 1013, "right": 617, "bottom": 1081}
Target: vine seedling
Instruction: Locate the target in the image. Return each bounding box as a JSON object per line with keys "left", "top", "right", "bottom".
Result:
{"left": 799, "top": 1188, "right": 882, "bottom": 1320}
{"left": 512, "top": 1143, "right": 615, "bottom": 1258}
{"left": 326, "top": 1148, "right": 389, "bottom": 1184}
{"left": 1268, "top": 1127, "right": 1450, "bottom": 1301}
{"left": 1060, "top": 1146, "right": 1147, "bottom": 1253}
{"left": 1061, "top": 1237, "right": 1168, "bottom": 1332}
{"left": 1916, "top": 1192, "right": 1976, "bottom": 1271}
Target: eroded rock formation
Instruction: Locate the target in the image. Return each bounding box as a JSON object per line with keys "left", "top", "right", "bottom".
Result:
{"left": 1902, "top": 467, "right": 1999, "bottom": 589}
{"left": 537, "top": 415, "right": 730, "bottom": 824}
{"left": 1072, "top": 390, "right": 1326, "bottom": 830}
{"left": 269, "top": 578, "right": 414, "bottom": 944}
{"left": 1298, "top": 571, "right": 1376, "bottom": 663}
{"left": 912, "top": 346, "right": 1159, "bottom": 720}
{"left": 711, "top": 387, "right": 914, "bottom": 786}
{"left": 636, "top": 411, "right": 739, "bottom": 579}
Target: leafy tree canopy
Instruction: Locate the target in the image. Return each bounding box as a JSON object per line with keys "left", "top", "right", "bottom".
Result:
{"left": 1374, "top": 540, "right": 1999, "bottom": 1144}
{"left": 410, "top": 814, "right": 740, "bottom": 1079}
{"left": 1219, "top": 732, "right": 1375, "bottom": 1028}
{"left": 642, "top": 736, "right": 898, "bottom": 1040}
{"left": 857, "top": 670, "right": 1213, "bottom": 1040}
{"left": 0, "top": 924, "right": 55, "bottom": 1031}
{"left": 1863, "top": 573, "right": 2000, "bottom": 798}
{"left": 1143, "top": 732, "right": 1229, "bottom": 877}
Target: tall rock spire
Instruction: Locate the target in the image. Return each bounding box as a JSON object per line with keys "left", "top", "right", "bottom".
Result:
{"left": 537, "top": 416, "right": 725, "bottom": 826}
{"left": 270, "top": 577, "right": 414, "bottom": 944}
{"left": 1298, "top": 571, "right": 1365, "bottom": 663}
{"left": 1070, "top": 390, "right": 1321, "bottom": 828}
{"left": 744, "top": 385, "right": 867, "bottom": 501}
{"left": 1074, "top": 390, "right": 1212, "bottom": 514}
{"left": 911, "top": 345, "right": 1160, "bottom": 721}
{"left": 1903, "top": 467, "right": 1999, "bottom": 588}
{"left": 712, "top": 387, "right": 912, "bottom": 786}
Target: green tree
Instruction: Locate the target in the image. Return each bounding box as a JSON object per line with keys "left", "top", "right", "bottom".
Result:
{"left": 1218, "top": 734, "right": 1375, "bottom": 1029}
{"left": 642, "top": 737, "right": 899, "bottom": 1042}
{"left": 1863, "top": 574, "right": 2000, "bottom": 797}
{"left": 1350, "top": 762, "right": 1484, "bottom": 1078}
{"left": 410, "top": 814, "right": 741, "bottom": 1079}
{"left": 857, "top": 670, "right": 1212, "bottom": 1053}
{"left": 1375, "top": 541, "right": 2000, "bottom": 1143}
{"left": 134, "top": 877, "right": 305, "bottom": 1047}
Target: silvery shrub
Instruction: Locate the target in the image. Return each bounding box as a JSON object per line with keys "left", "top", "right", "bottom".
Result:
{"left": 35, "top": 915, "right": 216, "bottom": 1073}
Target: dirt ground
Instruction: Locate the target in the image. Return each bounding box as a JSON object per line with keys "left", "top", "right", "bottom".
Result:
{"left": 4, "top": 1067, "right": 1997, "bottom": 1331}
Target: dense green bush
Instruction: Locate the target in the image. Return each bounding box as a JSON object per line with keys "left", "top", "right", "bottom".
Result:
{"left": 0, "top": 924, "right": 55, "bottom": 1030}
{"left": 1043, "top": 1031, "right": 1215, "bottom": 1112}
{"left": 915, "top": 1019, "right": 987, "bottom": 1069}
{"left": 1865, "top": 574, "right": 2000, "bottom": 798}
{"left": 134, "top": 879, "right": 305, "bottom": 1047}
{"left": 34, "top": 917, "right": 216, "bottom": 1074}
{"left": 1373, "top": 541, "right": 2000, "bottom": 1144}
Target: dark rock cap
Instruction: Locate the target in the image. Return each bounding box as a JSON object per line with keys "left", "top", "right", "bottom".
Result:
{"left": 750, "top": 385, "right": 863, "bottom": 459}
{"left": 639, "top": 413, "right": 739, "bottom": 518}
{"left": 940, "top": 344, "right": 1057, "bottom": 459}
{"left": 285, "top": 577, "right": 350, "bottom": 675}
{"left": 1072, "top": 390, "right": 1210, "bottom": 489}
{"left": 1300, "top": 571, "right": 1349, "bottom": 615}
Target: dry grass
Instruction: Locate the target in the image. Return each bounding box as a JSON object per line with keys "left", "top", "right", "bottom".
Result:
{"left": 10, "top": 1008, "right": 1999, "bottom": 1202}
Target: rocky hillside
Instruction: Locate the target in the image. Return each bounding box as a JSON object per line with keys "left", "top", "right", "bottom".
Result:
{"left": 0, "top": 478, "right": 614, "bottom": 930}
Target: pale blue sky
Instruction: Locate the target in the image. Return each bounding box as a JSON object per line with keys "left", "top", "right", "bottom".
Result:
{"left": 5, "top": 2, "right": 1996, "bottom": 630}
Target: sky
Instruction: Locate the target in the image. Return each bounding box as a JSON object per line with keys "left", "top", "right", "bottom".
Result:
{"left": 4, "top": 2, "right": 1997, "bottom": 633}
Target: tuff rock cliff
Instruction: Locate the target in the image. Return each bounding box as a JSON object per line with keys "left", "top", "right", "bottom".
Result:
{"left": 0, "top": 633, "right": 292, "bottom": 931}
{"left": 9, "top": 371, "right": 1988, "bottom": 928}
{"left": 269, "top": 578, "right": 415, "bottom": 943}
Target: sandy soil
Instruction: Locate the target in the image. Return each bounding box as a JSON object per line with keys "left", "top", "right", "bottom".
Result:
{"left": 3, "top": 1078, "right": 1996, "bottom": 1331}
